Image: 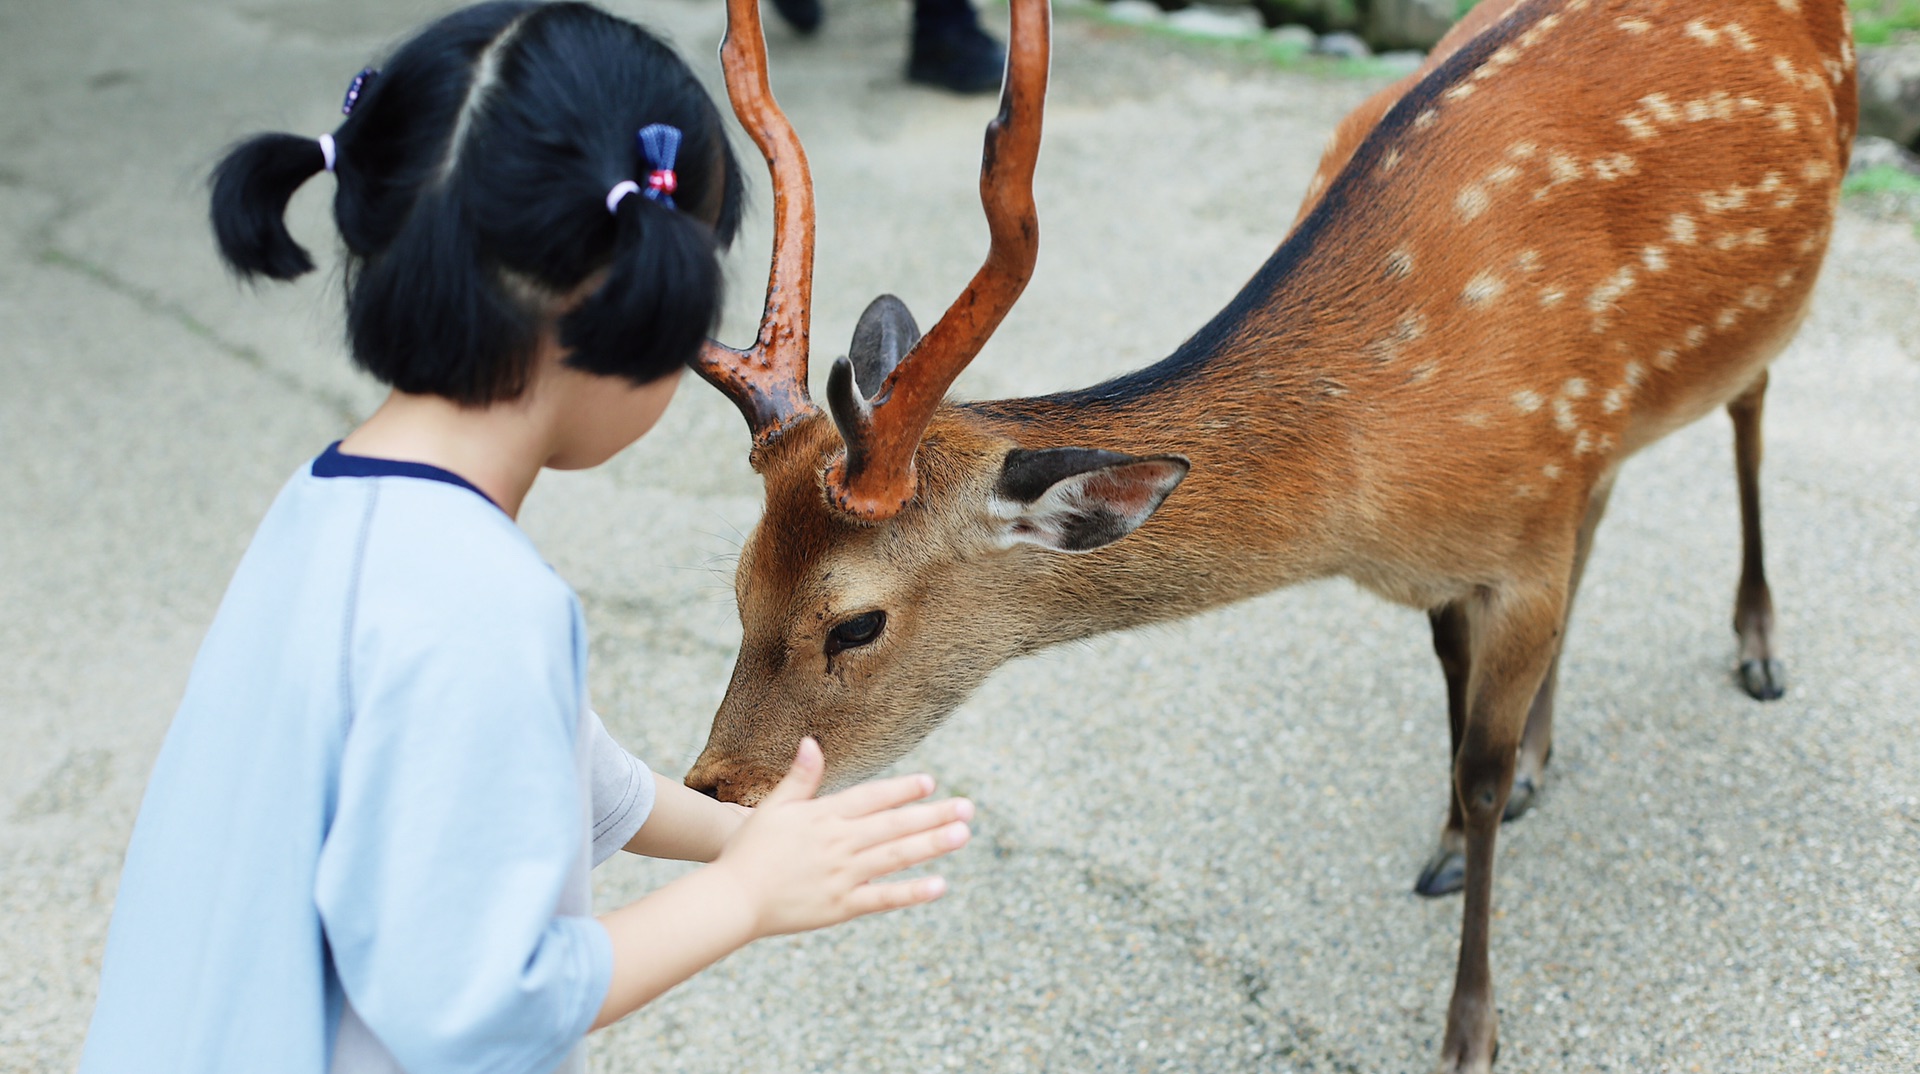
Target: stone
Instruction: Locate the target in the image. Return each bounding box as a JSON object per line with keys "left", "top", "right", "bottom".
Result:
{"left": 1312, "top": 30, "right": 1371, "bottom": 60}
{"left": 1375, "top": 48, "right": 1427, "bottom": 74}
{"left": 1105, "top": 0, "right": 1165, "bottom": 24}
{"left": 1366, "top": 0, "right": 1456, "bottom": 51}
{"left": 1849, "top": 135, "right": 1920, "bottom": 179}
{"left": 1857, "top": 43, "right": 1920, "bottom": 150}
{"left": 1267, "top": 23, "right": 1317, "bottom": 50}
{"left": 1166, "top": 4, "right": 1265, "bottom": 39}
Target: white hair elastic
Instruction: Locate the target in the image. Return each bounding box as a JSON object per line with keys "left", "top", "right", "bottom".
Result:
{"left": 605, "top": 180, "right": 641, "bottom": 214}
{"left": 317, "top": 133, "right": 338, "bottom": 173}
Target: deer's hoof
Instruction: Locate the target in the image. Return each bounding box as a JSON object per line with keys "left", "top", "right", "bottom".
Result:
{"left": 1414, "top": 845, "right": 1465, "bottom": 897}
{"left": 1500, "top": 775, "right": 1538, "bottom": 822}
{"left": 1739, "top": 657, "right": 1785, "bottom": 701}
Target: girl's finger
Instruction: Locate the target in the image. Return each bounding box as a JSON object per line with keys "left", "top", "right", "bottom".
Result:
{"left": 846, "top": 798, "right": 974, "bottom": 852}
{"left": 846, "top": 876, "right": 948, "bottom": 918}
{"left": 855, "top": 821, "right": 971, "bottom": 879}
{"left": 819, "top": 772, "right": 935, "bottom": 817}
{"left": 759, "top": 737, "right": 825, "bottom": 808}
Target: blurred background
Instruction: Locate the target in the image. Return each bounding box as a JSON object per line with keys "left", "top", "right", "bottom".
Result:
{"left": 2, "top": 0, "right": 1917, "bottom": 1071}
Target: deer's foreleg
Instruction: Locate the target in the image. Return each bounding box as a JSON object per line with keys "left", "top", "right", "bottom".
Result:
{"left": 1504, "top": 477, "right": 1615, "bottom": 822}
{"left": 1416, "top": 602, "right": 1473, "bottom": 897}
{"left": 1729, "top": 372, "right": 1784, "bottom": 700}
{"left": 1437, "top": 582, "right": 1566, "bottom": 1074}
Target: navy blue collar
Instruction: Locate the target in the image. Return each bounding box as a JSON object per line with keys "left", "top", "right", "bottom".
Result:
{"left": 311, "top": 442, "right": 501, "bottom": 511}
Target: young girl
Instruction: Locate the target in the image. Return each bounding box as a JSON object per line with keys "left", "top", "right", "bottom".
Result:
{"left": 80, "top": 3, "right": 972, "bottom": 1071}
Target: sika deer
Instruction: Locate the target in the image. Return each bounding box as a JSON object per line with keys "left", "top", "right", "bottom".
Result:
{"left": 685, "top": 0, "right": 1856, "bottom": 1068}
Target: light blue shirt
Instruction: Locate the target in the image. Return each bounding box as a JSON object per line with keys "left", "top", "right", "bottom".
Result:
{"left": 82, "top": 450, "right": 656, "bottom": 1074}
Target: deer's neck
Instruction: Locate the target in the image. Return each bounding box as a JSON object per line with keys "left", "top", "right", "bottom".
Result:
{"left": 964, "top": 321, "right": 1364, "bottom": 645}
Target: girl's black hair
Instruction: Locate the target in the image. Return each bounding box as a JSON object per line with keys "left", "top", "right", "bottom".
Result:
{"left": 210, "top": 1, "right": 746, "bottom": 403}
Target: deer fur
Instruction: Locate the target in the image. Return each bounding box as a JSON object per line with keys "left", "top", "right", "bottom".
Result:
{"left": 687, "top": 0, "right": 1856, "bottom": 1069}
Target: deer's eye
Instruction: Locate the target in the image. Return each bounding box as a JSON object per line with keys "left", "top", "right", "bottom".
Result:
{"left": 826, "top": 611, "right": 886, "bottom": 655}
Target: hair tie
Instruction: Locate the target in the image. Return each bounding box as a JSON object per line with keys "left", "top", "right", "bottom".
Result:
{"left": 605, "top": 180, "right": 641, "bottom": 214}
{"left": 341, "top": 68, "right": 377, "bottom": 116}
{"left": 637, "top": 123, "right": 682, "bottom": 209}
{"left": 318, "top": 133, "right": 338, "bottom": 173}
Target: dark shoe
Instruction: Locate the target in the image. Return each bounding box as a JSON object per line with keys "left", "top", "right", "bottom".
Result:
{"left": 770, "top": 0, "right": 823, "bottom": 36}
{"left": 907, "top": 24, "right": 1006, "bottom": 94}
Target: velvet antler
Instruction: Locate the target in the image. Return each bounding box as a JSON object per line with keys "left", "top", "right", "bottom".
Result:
{"left": 691, "top": 0, "right": 820, "bottom": 451}
{"left": 823, "top": 0, "right": 1053, "bottom": 520}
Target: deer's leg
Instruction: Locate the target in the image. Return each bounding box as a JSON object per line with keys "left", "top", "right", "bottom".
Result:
{"left": 1415, "top": 601, "right": 1472, "bottom": 897}
{"left": 1437, "top": 583, "right": 1566, "bottom": 1074}
{"left": 1729, "top": 372, "right": 1785, "bottom": 700}
{"left": 1503, "top": 478, "right": 1615, "bottom": 822}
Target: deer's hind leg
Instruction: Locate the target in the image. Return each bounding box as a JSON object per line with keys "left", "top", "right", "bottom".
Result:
{"left": 1729, "top": 371, "right": 1785, "bottom": 700}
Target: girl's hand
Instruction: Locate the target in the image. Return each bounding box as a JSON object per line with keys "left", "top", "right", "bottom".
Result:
{"left": 712, "top": 738, "right": 972, "bottom": 939}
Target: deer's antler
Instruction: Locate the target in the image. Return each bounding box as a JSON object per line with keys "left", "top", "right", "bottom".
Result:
{"left": 691, "top": 0, "right": 819, "bottom": 450}
{"left": 823, "top": 0, "right": 1053, "bottom": 520}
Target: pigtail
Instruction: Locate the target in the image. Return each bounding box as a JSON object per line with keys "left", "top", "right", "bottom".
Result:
{"left": 559, "top": 192, "right": 722, "bottom": 385}
{"left": 209, "top": 132, "right": 331, "bottom": 281}
{"left": 347, "top": 185, "right": 540, "bottom": 405}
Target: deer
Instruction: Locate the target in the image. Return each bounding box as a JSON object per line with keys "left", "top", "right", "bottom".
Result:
{"left": 681, "top": 0, "right": 1857, "bottom": 1069}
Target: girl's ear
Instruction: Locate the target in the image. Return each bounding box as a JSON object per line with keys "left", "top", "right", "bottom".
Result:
{"left": 209, "top": 132, "right": 331, "bottom": 280}
{"left": 558, "top": 195, "right": 721, "bottom": 385}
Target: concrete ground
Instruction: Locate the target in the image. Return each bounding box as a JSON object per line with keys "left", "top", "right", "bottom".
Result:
{"left": 3, "top": 0, "right": 1918, "bottom": 1070}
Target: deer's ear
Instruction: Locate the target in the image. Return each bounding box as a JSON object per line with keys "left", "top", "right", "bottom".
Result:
{"left": 990, "top": 448, "right": 1190, "bottom": 553}
{"left": 847, "top": 294, "right": 921, "bottom": 397}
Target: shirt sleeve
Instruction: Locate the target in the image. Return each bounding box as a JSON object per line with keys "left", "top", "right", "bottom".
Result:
{"left": 587, "top": 709, "right": 656, "bottom": 865}
{"left": 314, "top": 565, "right": 610, "bottom": 1074}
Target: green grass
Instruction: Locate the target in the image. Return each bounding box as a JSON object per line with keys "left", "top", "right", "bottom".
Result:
{"left": 1842, "top": 163, "right": 1920, "bottom": 197}
{"left": 1851, "top": 0, "right": 1920, "bottom": 45}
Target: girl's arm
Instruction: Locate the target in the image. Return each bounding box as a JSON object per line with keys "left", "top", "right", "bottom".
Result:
{"left": 593, "top": 739, "right": 971, "bottom": 1029}
{"left": 621, "top": 776, "right": 749, "bottom": 862}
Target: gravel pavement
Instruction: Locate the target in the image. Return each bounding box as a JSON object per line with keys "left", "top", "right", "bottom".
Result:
{"left": 3, "top": 0, "right": 1917, "bottom": 1071}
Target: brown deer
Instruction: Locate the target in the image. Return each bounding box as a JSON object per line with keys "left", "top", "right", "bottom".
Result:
{"left": 685, "top": 0, "right": 1857, "bottom": 1068}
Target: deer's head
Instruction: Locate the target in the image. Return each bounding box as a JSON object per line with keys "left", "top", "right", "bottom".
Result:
{"left": 682, "top": 0, "right": 1186, "bottom": 801}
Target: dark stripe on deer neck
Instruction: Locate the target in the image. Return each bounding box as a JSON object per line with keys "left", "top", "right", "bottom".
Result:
{"left": 968, "top": 0, "right": 1557, "bottom": 418}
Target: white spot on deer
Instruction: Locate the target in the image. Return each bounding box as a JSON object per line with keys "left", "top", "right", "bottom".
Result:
{"left": 1771, "top": 104, "right": 1800, "bottom": 132}
{"left": 1407, "top": 363, "right": 1437, "bottom": 385}
{"left": 1602, "top": 386, "right": 1628, "bottom": 414}
{"left": 1561, "top": 377, "right": 1589, "bottom": 399}
{"left": 1549, "top": 152, "right": 1583, "bottom": 184}
{"left": 1778, "top": 0, "right": 1800, "bottom": 11}
{"left": 1743, "top": 286, "right": 1774, "bottom": 311}
{"left": 1685, "top": 19, "right": 1720, "bottom": 46}
{"left": 1590, "top": 154, "right": 1637, "bottom": 181}
{"left": 1457, "top": 184, "right": 1491, "bottom": 221}
{"left": 1385, "top": 248, "right": 1415, "bottom": 278}
{"left": 1842, "top": 37, "right": 1855, "bottom": 68}
{"left": 1738, "top": 96, "right": 1763, "bottom": 114}
{"left": 1774, "top": 188, "right": 1801, "bottom": 209}
{"left": 1415, "top": 109, "right": 1438, "bottom": 131}
{"left": 1802, "top": 159, "right": 1834, "bottom": 183}
{"left": 1775, "top": 269, "right": 1798, "bottom": 289}
{"left": 1641, "top": 93, "right": 1679, "bottom": 124}
{"left": 1515, "top": 249, "right": 1542, "bottom": 274}
{"left": 1624, "top": 360, "right": 1646, "bottom": 388}
{"left": 1514, "top": 482, "right": 1540, "bottom": 500}
{"left": 1716, "top": 306, "right": 1742, "bottom": 330}
{"left": 1517, "top": 13, "right": 1561, "bottom": 49}
{"left": 1758, "top": 171, "right": 1784, "bottom": 194}
{"left": 1542, "top": 463, "right": 1564, "bottom": 482}
{"left": 1553, "top": 396, "right": 1579, "bottom": 432}
{"left": 1507, "top": 141, "right": 1539, "bottom": 160}
{"left": 1460, "top": 411, "right": 1491, "bottom": 428}
{"left": 1654, "top": 346, "right": 1678, "bottom": 370}
{"left": 1462, "top": 271, "right": 1506, "bottom": 306}
{"left": 1573, "top": 430, "right": 1595, "bottom": 455}
{"left": 1642, "top": 246, "right": 1669, "bottom": 272}
{"left": 1724, "top": 23, "right": 1757, "bottom": 51}
{"left": 1369, "top": 311, "right": 1427, "bottom": 362}
{"left": 1512, "top": 389, "right": 1544, "bottom": 413}
{"left": 1486, "top": 164, "right": 1521, "bottom": 187}
{"left": 1587, "top": 267, "right": 1636, "bottom": 315}
{"left": 1684, "top": 325, "right": 1707, "bottom": 349}
{"left": 1540, "top": 287, "right": 1567, "bottom": 308}
{"left": 1445, "top": 83, "right": 1477, "bottom": 102}
{"left": 1617, "top": 17, "right": 1651, "bottom": 33}
{"left": 1701, "top": 186, "right": 1749, "bottom": 212}
{"left": 1669, "top": 214, "right": 1698, "bottom": 245}
{"left": 1684, "top": 97, "right": 1713, "bottom": 123}
{"left": 1825, "top": 57, "right": 1847, "bottom": 85}
{"left": 1621, "top": 114, "right": 1657, "bottom": 140}
{"left": 1380, "top": 147, "right": 1403, "bottom": 175}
